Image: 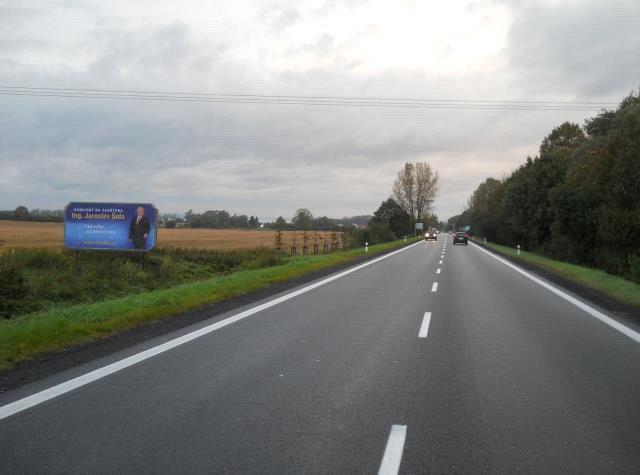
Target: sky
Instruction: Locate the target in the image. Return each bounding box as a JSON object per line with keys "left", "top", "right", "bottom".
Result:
{"left": 1, "top": 0, "right": 638, "bottom": 221}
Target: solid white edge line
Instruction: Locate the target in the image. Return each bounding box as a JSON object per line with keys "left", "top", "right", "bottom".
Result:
{"left": 431, "top": 282, "right": 438, "bottom": 292}
{"left": 419, "top": 312, "right": 432, "bottom": 338}
{"left": 472, "top": 242, "right": 640, "bottom": 344}
{"left": 378, "top": 424, "right": 407, "bottom": 475}
{"left": 0, "top": 241, "right": 423, "bottom": 421}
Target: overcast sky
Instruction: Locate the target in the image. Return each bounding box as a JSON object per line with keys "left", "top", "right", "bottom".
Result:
{"left": 1, "top": 0, "right": 638, "bottom": 221}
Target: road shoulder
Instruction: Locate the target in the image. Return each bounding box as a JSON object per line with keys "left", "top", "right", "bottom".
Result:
{"left": 472, "top": 241, "right": 640, "bottom": 329}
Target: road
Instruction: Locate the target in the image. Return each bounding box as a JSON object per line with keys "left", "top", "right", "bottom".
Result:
{"left": 2, "top": 239, "right": 640, "bottom": 473}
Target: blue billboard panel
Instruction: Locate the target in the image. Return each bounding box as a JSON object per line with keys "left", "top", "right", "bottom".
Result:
{"left": 64, "top": 202, "right": 158, "bottom": 251}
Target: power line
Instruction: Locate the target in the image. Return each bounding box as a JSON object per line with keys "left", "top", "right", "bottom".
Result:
{"left": 0, "top": 85, "right": 617, "bottom": 111}
{"left": 0, "top": 91, "right": 606, "bottom": 111}
{"left": 0, "top": 91, "right": 600, "bottom": 111}
{"left": 1, "top": 85, "right": 618, "bottom": 104}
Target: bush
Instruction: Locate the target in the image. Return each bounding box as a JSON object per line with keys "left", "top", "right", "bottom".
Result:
{"left": 626, "top": 254, "right": 640, "bottom": 284}
{"left": 367, "top": 222, "right": 396, "bottom": 244}
{"left": 0, "top": 252, "right": 32, "bottom": 318}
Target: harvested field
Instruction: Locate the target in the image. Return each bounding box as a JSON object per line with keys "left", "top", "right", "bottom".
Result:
{"left": 0, "top": 220, "right": 63, "bottom": 249}
{"left": 159, "top": 228, "right": 338, "bottom": 250}
{"left": 0, "top": 220, "right": 339, "bottom": 251}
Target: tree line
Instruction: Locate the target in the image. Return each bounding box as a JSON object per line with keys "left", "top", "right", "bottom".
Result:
{"left": 265, "top": 160, "right": 441, "bottom": 248}
{"left": 0, "top": 206, "right": 63, "bottom": 222}
{"left": 183, "top": 210, "right": 262, "bottom": 229}
{"left": 279, "top": 162, "right": 441, "bottom": 246}
{"left": 2, "top": 160, "right": 443, "bottom": 250}
{"left": 182, "top": 208, "right": 373, "bottom": 231}
{"left": 454, "top": 92, "right": 640, "bottom": 283}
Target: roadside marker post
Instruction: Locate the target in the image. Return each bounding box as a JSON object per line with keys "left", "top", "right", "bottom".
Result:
{"left": 517, "top": 244, "right": 521, "bottom": 256}
{"left": 365, "top": 242, "right": 369, "bottom": 253}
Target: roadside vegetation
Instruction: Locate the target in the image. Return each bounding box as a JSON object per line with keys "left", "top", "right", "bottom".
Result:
{"left": 0, "top": 238, "right": 419, "bottom": 370}
{"left": 452, "top": 93, "right": 640, "bottom": 284}
{"left": 0, "top": 247, "right": 283, "bottom": 319}
{"left": 0, "top": 158, "right": 440, "bottom": 370}
{"left": 482, "top": 241, "right": 640, "bottom": 310}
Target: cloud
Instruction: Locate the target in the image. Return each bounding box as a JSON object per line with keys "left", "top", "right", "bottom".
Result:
{"left": 505, "top": 0, "right": 640, "bottom": 97}
{"left": 255, "top": 3, "right": 301, "bottom": 31}
{"left": 0, "top": 0, "right": 635, "bottom": 221}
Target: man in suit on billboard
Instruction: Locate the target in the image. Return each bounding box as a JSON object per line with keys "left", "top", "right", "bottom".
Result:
{"left": 129, "top": 206, "right": 150, "bottom": 249}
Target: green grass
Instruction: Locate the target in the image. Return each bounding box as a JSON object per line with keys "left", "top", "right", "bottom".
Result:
{"left": 0, "top": 238, "right": 419, "bottom": 370}
{"left": 481, "top": 240, "right": 640, "bottom": 309}
{"left": 0, "top": 247, "right": 285, "bottom": 319}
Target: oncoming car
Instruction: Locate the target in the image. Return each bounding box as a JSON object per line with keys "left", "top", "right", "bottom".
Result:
{"left": 424, "top": 230, "right": 437, "bottom": 241}
{"left": 452, "top": 231, "right": 468, "bottom": 245}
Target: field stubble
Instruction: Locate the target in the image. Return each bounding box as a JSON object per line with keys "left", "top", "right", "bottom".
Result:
{"left": 0, "top": 221, "right": 337, "bottom": 250}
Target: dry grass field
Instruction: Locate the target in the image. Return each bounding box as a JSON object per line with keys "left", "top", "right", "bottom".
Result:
{"left": 0, "top": 220, "right": 338, "bottom": 251}
{"left": 0, "top": 220, "right": 63, "bottom": 249}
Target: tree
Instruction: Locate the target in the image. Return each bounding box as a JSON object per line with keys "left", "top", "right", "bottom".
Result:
{"left": 14, "top": 206, "right": 29, "bottom": 220}
{"left": 467, "top": 178, "right": 504, "bottom": 241}
{"left": 371, "top": 198, "right": 411, "bottom": 237}
{"left": 275, "top": 216, "right": 287, "bottom": 229}
{"left": 539, "top": 122, "right": 585, "bottom": 155}
{"left": 423, "top": 213, "right": 438, "bottom": 230}
{"left": 392, "top": 162, "right": 439, "bottom": 222}
{"left": 565, "top": 93, "right": 640, "bottom": 278}
{"left": 273, "top": 217, "right": 284, "bottom": 249}
{"left": 312, "top": 216, "right": 335, "bottom": 230}
{"left": 229, "top": 214, "right": 249, "bottom": 228}
{"left": 292, "top": 208, "right": 313, "bottom": 230}
{"left": 185, "top": 209, "right": 194, "bottom": 226}
{"left": 455, "top": 92, "right": 640, "bottom": 282}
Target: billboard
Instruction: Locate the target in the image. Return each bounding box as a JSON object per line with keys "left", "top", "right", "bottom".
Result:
{"left": 64, "top": 202, "right": 158, "bottom": 251}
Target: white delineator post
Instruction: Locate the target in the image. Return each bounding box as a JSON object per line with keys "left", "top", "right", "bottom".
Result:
{"left": 517, "top": 244, "right": 521, "bottom": 256}
{"left": 365, "top": 241, "right": 369, "bottom": 253}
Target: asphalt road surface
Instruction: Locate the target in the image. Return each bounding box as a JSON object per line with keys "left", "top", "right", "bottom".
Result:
{"left": 2, "top": 239, "right": 640, "bottom": 474}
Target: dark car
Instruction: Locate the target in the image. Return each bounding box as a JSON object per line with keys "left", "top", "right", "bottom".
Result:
{"left": 452, "top": 231, "right": 468, "bottom": 245}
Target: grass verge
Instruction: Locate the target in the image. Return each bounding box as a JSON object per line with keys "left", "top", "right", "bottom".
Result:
{"left": 480, "top": 240, "right": 640, "bottom": 309}
{"left": 0, "top": 238, "right": 419, "bottom": 370}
